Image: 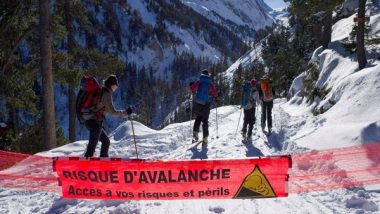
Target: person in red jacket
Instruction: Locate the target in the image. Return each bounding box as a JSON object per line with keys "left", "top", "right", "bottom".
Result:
{"left": 189, "top": 69, "right": 218, "bottom": 145}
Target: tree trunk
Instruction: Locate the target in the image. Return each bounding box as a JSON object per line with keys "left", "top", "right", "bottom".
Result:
{"left": 10, "top": 107, "right": 19, "bottom": 136}
{"left": 357, "top": 0, "right": 367, "bottom": 70}
{"left": 39, "top": 0, "right": 56, "bottom": 150}
{"left": 312, "top": 23, "right": 322, "bottom": 48}
{"left": 68, "top": 84, "right": 76, "bottom": 141}
{"left": 322, "top": 9, "right": 332, "bottom": 49}
{"left": 64, "top": 0, "right": 76, "bottom": 142}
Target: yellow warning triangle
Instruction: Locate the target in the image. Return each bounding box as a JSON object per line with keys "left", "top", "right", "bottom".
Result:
{"left": 234, "top": 165, "right": 276, "bottom": 199}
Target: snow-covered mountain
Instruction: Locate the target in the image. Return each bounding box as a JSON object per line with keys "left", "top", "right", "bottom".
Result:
{"left": 181, "top": 0, "right": 275, "bottom": 41}
{"left": 224, "top": 40, "right": 264, "bottom": 82}
{"left": 77, "top": 0, "right": 275, "bottom": 76}
{"left": 222, "top": 9, "right": 289, "bottom": 82}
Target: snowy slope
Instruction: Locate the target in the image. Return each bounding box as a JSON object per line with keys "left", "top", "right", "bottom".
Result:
{"left": 223, "top": 10, "right": 289, "bottom": 82}
{"left": 224, "top": 41, "right": 264, "bottom": 82}
{"left": 286, "top": 3, "right": 380, "bottom": 150}
{"left": 181, "top": 0, "right": 273, "bottom": 29}
{"left": 1, "top": 101, "right": 379, "bottom": 213}
{"left": 182, "top": 0, "right": 274, "bottom": 40}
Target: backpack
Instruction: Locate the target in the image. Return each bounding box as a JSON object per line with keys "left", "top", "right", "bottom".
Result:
{"left": 260, "top": 79, "right": 273, "bottom": 102}
{"left": 195, "top": 74, "right": 212, "bottom": 105}
{"left": 75, "top": 75, "right": 103, "bottom": 123}
{"left": 242, "top": 82, "right": 257, "bottom": 110}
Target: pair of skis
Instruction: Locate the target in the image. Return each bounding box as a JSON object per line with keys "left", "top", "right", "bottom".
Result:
{"left": 187, "top": 137, "right": 210, "bottom": 150}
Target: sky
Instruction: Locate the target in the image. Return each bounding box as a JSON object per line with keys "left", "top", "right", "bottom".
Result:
{"left": 264, "top": 0, "right": 287, "bottom": 11}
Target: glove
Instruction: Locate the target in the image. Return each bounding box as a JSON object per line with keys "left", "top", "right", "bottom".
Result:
{"left": 189, "top": 81, "right": 194, "bottom": 87}
{"left": 126, "top": 107, "right": 132, "bottom": 115}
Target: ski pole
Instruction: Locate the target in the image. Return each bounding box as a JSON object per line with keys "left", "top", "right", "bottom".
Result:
{"left": 255, "top": 103, "right": 258, "bottom": 131}
{"left": 215, "top": 100, "right": 219, "bottom": 139}
{"left": 129, "top": 115, "right": 139, "bottom": 159}
{"left": 235, "top": 107, "right": 243, "bottom": 136}
{"left": 190, "top": 92, "right": 193, "bottom": 134}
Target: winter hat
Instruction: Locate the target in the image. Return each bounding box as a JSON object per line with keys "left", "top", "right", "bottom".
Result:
{"left": 262, "top": 74, "right": 269, "bottom": 80}
{"left": 104, "top": 75, "right": 118, "bottom": 88}
{"left": 201, "top": 69, "right": 209, "bottom": 75}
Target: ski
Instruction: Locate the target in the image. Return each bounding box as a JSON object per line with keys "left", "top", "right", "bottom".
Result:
{"left": 260, "top": 131, "right": 272, "bottom": 148}
{"left": 187, "top": 140, "right": 204, "bottom": 150}
{"left": 242, "top": 136, "right": 253, "bottom": 144}
{"left": 263, "top": 130, "right": 271, "bottom": 136}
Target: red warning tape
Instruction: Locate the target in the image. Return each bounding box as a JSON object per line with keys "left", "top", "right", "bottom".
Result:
{"left": 289, "top": 142, "right": 380, "bottom": 193}
{"left": 0, "top": 142, "right": 379, "bottom": 197}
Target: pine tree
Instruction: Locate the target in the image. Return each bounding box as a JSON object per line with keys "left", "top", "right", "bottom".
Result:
{"left": 230, "top": 64, "right": 244, "bottom": 105}
{"left": 0, "top": 0, "right": 38, "bottom": 137}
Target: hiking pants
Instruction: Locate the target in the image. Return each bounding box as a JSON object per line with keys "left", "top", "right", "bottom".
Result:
{"left": 84, "top": 119, "right": 110, "bottom": 157}
{"left": 242, "top": 107, "right": 256, "bottom": 136}
{"left": 261, "top": 100, "right": 273, "bottom": 129}
{"left": 193, "top": 103, "right": 210, "bottom": 137}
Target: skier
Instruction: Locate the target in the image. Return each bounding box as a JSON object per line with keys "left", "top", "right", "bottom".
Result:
{"left": 240, "top": 78, "right": 259, "bottom": 141}
{"left": 258, "top": 74, "right": 275, "bottom": 135}
{"left": 189, "top": 69, "right": 218, "bottom": 146}
{"left": 80, "top": 75, "right": 132, "bottom": 157}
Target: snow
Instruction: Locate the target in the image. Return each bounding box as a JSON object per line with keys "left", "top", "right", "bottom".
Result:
{"left": 128, "top": 0, "right": 157, "bottom": 25}
{"left": 1, "top": 1, "right": 380, "bottom": 213}
{"left": 332, "top": 12, "right": 358, "bottom": 41}
{"left": 285, "top": 6, "right": 380, "bottom": 150}
{"left": 224, "top": 41, "right": 264, "bottom": 82}
{"left": 270, "top": 9, "right": 290, "bottom": 27}
{"left": 182, "top": 0, "right": 274, "bottom": 40}
{"left": 223, "top": 9, "right": 289, "bottom": 81}
{"left": 167, "top": 25, "right": 221, "bottom": 62}
{"left": 1, "top": 99, "right": 380, "bottom": 213}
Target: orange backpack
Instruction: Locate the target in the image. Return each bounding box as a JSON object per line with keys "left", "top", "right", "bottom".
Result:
{"left": 260, "top": 79, "right": 273, "bottom": 101}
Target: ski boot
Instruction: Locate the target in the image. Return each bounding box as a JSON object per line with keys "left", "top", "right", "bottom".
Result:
{"left": 241, "top": 130, "right": 247, "bottom": 138}
{"left": 192, "top": 131, "right": 199, "bottom": 143}
{"left": 267, "top": 127, "right": 272, "bottom": 136}
{"left": 247, "top": 135, "right": 252, "bottom": 143}
{"left": 202, "top": 136, "right": 208, "bottom": 148}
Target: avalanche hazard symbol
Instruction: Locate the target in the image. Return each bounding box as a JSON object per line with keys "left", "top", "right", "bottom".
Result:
{"left": 234, "top": 165, "right": 276, "bottom": 198}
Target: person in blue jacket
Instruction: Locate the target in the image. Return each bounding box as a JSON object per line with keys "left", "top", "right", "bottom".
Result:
{"left": 189, "top": 70, "right": 218, "bottom": 145}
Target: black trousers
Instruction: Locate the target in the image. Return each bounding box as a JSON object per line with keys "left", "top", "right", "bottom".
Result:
{"left": 261, "top": 100, "right": 273, "bottom": 129}
{"left": 242, "top": 107, "right": 256, "bottom": 136}
{"left": 84, "top": 119, "right": 110, "bottom": 157}
{"left": 193, "top": 103, "right": 210, "bottom": 137}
